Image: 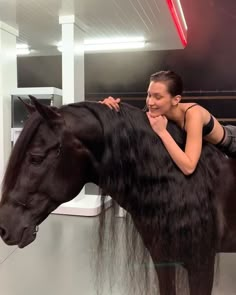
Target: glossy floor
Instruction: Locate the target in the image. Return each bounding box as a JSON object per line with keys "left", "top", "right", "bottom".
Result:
{"left": 0, "top": 213, "right": 235, "bottom": 295}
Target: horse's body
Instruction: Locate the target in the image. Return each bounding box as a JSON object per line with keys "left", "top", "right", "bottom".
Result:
{"left": 0, "top": 97, "right": 236, "bottom": 295}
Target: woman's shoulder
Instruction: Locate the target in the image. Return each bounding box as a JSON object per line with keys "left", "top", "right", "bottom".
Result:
{"left": 180, "top": 102, "right": 201, "bottom": 112}
{"left": 181, "top": 103, "right": 205, "bottom": 128}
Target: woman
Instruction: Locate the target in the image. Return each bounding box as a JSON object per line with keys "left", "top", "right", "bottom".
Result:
{"left": 100, "top": 70, "right": 236, "bottom": 175}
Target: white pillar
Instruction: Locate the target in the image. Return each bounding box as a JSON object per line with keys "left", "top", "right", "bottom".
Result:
{"left": 55, "top": 15, "right": 112, "bottom": 216}
{"left": 0, "top": 22, "right": 18, "bottom": 184}
{"left": 54, "top": 15, "right": 93, "bottom": 216}
{"left": 59, "top": 15, "right": 84, "bottom": 103}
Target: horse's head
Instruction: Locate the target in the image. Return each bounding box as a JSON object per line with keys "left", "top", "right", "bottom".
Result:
{"left": 0, "top": 97, "right": 99, "bottom": 248}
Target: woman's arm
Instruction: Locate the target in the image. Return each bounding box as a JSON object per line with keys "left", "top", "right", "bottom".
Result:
{"left": 147, "top": 109, "right": 203, "bottom": 175}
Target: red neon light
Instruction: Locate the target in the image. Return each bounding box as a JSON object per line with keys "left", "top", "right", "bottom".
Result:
{"left": 166, "top": 0, "right": 187, "bottom": 47}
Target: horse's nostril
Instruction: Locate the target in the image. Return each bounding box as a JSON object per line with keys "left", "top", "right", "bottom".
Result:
{"left": 0, "top": 225, "right": 8, "bottom": 240}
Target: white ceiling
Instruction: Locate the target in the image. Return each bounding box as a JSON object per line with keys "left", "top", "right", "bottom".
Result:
{"left": 0, "top": 0, "right": 187, "bottom": 55}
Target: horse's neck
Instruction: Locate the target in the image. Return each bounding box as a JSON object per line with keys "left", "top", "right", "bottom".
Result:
{"left": 60, "top": 105, "right": 105, "bottom": 183}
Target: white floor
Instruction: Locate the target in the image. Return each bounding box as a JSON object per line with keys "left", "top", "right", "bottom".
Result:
{"left": 0, "top": 213, "right": 236, "bottom": 295}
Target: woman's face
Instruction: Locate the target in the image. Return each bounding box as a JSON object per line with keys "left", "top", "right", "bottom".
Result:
{"left": 146, "top": 81, "right": 175, "bottom": 117}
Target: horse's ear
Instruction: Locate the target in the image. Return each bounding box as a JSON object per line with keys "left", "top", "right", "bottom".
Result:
{"left": 18, "top": 96, "right": 36, "bottom": 114}
{"left": 29, "top": 95, "right": 61, "bottom": 121}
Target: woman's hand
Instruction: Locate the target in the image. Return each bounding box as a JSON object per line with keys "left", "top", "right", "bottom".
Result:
{"left": 146, "top": 112, "right": 168, "bottom": 135}
{"left": 99, "top": 96, "right": 120, "bottom": 111}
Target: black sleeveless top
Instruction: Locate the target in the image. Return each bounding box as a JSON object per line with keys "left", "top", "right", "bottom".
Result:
{"left": 183, "top": 104, "right": 214, "bottom": 136}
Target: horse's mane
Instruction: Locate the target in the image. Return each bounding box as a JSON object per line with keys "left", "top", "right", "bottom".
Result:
{"left": 69, "top": 102, "right": 226, "bottom": 294}
{"left": 1, "top": 113, "right": 42, "bottom": 204}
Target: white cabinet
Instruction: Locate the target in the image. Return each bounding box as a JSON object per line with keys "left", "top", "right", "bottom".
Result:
{"left": 11, "top": 87, "right": 62, "bottom": 145}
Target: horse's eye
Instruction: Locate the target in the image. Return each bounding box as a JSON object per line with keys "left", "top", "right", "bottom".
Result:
{"left": 30, "top": 154, "right": 44, "bottom": 165}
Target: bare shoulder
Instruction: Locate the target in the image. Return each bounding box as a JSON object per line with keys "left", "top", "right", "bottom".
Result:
{"left": 181, "top": 102, "right": 203, "bottom": 112}
{"left": 180, "top": 103, "right": 204, "bottom": 118}
{"left": 180, "top": 103, "right": 205, "bottom": 129}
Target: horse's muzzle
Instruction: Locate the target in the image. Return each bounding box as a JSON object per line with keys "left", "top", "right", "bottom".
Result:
{"left": 0, "top": 224, "right": 38, "bottom": 248}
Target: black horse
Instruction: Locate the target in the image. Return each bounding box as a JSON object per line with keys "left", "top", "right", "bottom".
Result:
{"left": 0, "top": 96, "right": 236, "bottom": 295}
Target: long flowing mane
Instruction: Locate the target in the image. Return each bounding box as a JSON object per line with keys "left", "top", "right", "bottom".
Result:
{"left": 68, "top": 102, "right": 226, "bottom": 294}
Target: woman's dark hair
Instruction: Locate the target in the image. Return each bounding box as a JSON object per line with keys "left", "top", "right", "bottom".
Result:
{"left": 150, "top": 70, "right": 183, "bottom": 97}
